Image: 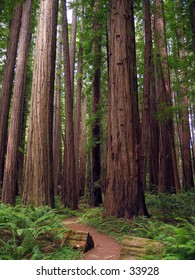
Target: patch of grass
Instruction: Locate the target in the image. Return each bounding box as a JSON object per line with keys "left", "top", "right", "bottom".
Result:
{"left": 44, "top": 246, "right": 82, "bottom": 260}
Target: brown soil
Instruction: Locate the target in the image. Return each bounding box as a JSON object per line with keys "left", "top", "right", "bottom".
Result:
{"left": 63, "top": 217, "right": 121, "bottom": 260}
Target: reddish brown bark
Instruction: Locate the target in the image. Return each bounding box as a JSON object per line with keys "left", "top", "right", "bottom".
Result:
{"left": 149, "top": 61, "right": 159, "bottom": 189}
{"left": 0, "top": 3, "right": 22, "bottom": 184}
{"left": 61, "top": 0, "right": 78, "bottom": 209}
{"left": 79, "top": 89, "right": 87, "bottom": 197}
{"left": 154, "top": 0, "right": 180, "bottom": 193}
{"left": 2, "top": 0, "right": 32, "bottom": 205}
{"left": 89, "top": 0, "right": 102, "bottom": 206}
{"left": 139, "top": 0, "right": 153, "bottom": 193}
{"left": 53, "top": 34, "right": 62, "bottom": 195}
{"left": 74, "top": 44, "right": 83, "bottom": 197}
{"left": 104, "top": 0, "right": 148, "bottom": 218}
{"left": 70, "top": 0, "right": 77, "bottom": 93}
{"left": 177, "top": 6, "right": 194, "bottom": 189}
{"left": 23, "top": 0, "right": 58, "bottom": 207}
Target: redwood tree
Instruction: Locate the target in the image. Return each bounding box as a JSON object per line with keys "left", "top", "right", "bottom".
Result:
{"left": 104, "top": 0, "right": 148, "bottom": 218}
{"left": 53, "top": 32, "right": 62, "bottom": 195}
{"left": 0, "top": 3, "right": 22, "bottom": 184}
{"left": 154, "top": 0, "right": 180, "bottom": 193}
{"left": 89, "top": 0, "right": 102, "bottom": 206}
{"left": 2, "top": 0, "right": 32, "bottom": 205}
{"left": 74, "top": 43, "right": 83, "bottom": 196}
{"left": 177, "top": 0, "right": 194, "bottom": 190}
{"left": 23, "top": 0, "right": 58, "bottom": 207}
{"left": 139, "top": 0, "right": 153, "bottom": 193}
{"left": 61, "top": 0, "right": 78, "bottom": 209}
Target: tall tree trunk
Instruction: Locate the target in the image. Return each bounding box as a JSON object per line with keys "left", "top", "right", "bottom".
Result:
{"left": 0, "top": 3, "right": 22, "bottom": 184}
{"left": 70, "top": 0, "right": 77, "bottom": 93}
{"left": 177, "top": 1, "right": 194, "bottom": 189}
{"left": 61, "top": 0, "right": 78, "bottom": 209}
{"left": 104, "top": 0, "right": 148, "bottom": 219}
{"left": 89, "top": 0, "right": 102, "bottom": 206}
{"left": 53, "top": 32, "right": 62, "bottom": 195}
{"left": 74, "top": 44, "right": 83, "bottom": 197}
{"left": 154, "top": 0, "right": 180, "bottom": 193}
{"left": 23, "top": 0, "right": 58, "bottom": 207}
{"left": 79, "top": 88, "right": 87, "bottom": 197}
{"left": 149, "top": 61, "right": 159, "bottom": 190}
{"left": 2, "top": 0, "right": 32, "bottom": 205}
{"left": 139, "top": 0, "right": 152, "bottom": 193}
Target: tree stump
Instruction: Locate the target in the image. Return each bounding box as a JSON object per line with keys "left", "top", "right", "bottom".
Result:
{"left": 62, "top": 229, "right": 94, "bottom": 253}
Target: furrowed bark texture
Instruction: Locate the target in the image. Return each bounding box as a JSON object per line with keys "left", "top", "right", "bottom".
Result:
{"left": 139, "top": 0, "right": 152, "bottom": 193}
{"left": 74, "top": 44, "right": 83, "bottom": 196}
{"left": 2, "top": 0, "right": 32, "bottom": 205}
{"left": 104, "top": 0, "right": 148, "bottom": 218}
{"left": 61, "top": 0, "right": 78, "bottom": 209}
{"left": 177, "top": 2, "right": 194, "bottom": 189}
{"left": 0, "top": 3, "right": 22, "bottom": 183}
{"left": 79, "top": 89, "right": 87, "bottom": 197}
{"left": 154, "top": 0, "right": 180, "bottom": 193}
{"left": 90, "top": 0, "right": 102, "bottom": 206}
{"left": 23, "top": 0, "right": 58, "bottom": 207}
{"left": 53, "top": 35, "right": 62, "bottom": 195}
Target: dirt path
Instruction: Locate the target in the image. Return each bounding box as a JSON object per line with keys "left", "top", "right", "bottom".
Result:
{"left": 63, "top": 217, "right": 121, "bottom": 260}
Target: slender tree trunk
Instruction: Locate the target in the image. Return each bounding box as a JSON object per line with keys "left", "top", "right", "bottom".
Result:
{"left": 23, "top": 0, "right": 58, "bottom": 207}
{"left": 70, "top": 0, "right": 77, "bottom": 93}
{"left": 61, "top": 0, "right": 77, "bottom": 209}
{"left": 16, "top": 103, "right": 27, "bottom": 195}
{"left": 104, "top": 0, "right": 148, "bottom": 219}
{"left": 2, "top": 0, "right": 32, "bottom": 205}
{"left": 154, "top": 0, "right": 180, "bottom": 193}
{"left": 89, "top": 0, "right": 102, "bottom": 206}
{"left": 177, "top": 3, "right": 194, "bottom": 189}
{"left": 139, "top": 0, "right": 152, "bottom": 193}
{"left": 53, "top": 33, "right": 62, "bottom": 195}
{"left": 74, "top": 44, "right": 83, "bottom": 196}
{"left": 79, "top": 87, "right": 87, "bottom": 197}
{"left": 149, "top": 60, "right": 159, "bottom": 190}
{"left": 0, "top": 3, "right": 22, "bottom": 184}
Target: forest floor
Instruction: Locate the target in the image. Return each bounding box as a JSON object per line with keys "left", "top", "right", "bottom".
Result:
{"left": 63, "top": 216, "right": 163, "bottom": 260}
{"left": 1, "top": 191, "right": 195, "bottom": 260}
{"left": 63, "top": 217, "right": 121, "bottom": 260}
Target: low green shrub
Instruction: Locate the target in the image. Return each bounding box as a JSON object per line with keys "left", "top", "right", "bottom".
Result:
{"left": 0, "top": 203, "right": 81, "bottom": 260}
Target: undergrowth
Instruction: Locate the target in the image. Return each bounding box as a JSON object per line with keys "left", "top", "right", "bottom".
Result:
{"left": 79, "top": 191, "right": 195, "bottom": 260}
{"left": 0, "top": 203, "right": 82, "bottom": 260}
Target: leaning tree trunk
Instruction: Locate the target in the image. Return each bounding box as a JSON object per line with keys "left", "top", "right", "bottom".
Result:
{"left": 23, "top": 0, "right": 58, "bottom": 207}
{"left": 154, "top": 0, "right": 180, "bottom": 193}
{"left": 104, "top": 0, "right": 148, "bottom": 219}
{"left": 2, "top": 0, "right": 32, "bottom": 205}
{"left": 89, "top": 0, "right": 102, "bottom": 206}
{"left": 0, "top": 3, "right": 22, "bottom": 184}
{"left": 61, "top": 0, "right": 78, "bottom": 209}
